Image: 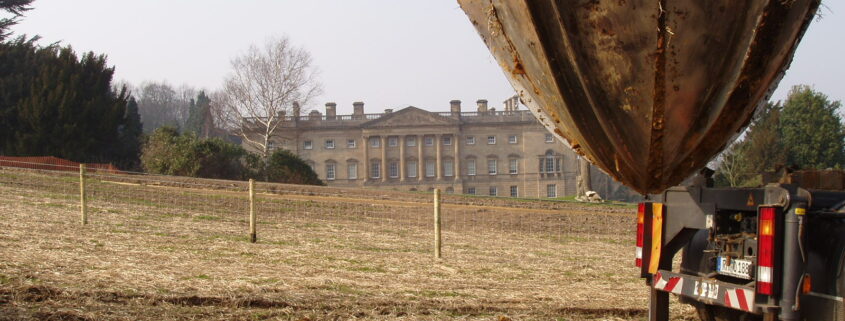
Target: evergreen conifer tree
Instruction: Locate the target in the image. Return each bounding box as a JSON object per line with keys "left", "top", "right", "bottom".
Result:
{"left": 185, "top": 91, "right": 212, "bottom": 137}
{"left": 0, "top": 38, "right": 138, "bottom": 166}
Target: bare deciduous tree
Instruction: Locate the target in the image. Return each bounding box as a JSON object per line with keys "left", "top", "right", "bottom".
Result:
{"left": 717, "top": 143, "right": 747, "bottom": 187}
{"left": 216, "top": 36, "right": 322, "bottom": 162}
{"left": 135, "top": 81, "right": 198, "bottom": 133}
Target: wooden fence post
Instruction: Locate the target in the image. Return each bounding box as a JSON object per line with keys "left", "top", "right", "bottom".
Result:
{"left": 79, "top": 164, "right": 87, "bottom": 225}
{"left": 249, "top": 179, "right": 256, "bottom": 243}
{"left": 434, "top": 188, "right": 441, "bottom": 258}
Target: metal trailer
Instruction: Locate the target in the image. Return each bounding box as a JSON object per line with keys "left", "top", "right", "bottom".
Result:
{"left": 641, "top": 179, "right": 845, "bottom": 320}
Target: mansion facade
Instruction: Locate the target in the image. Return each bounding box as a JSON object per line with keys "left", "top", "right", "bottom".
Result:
{"left": 249, "top": 98, "right": 625, "bottom": 199}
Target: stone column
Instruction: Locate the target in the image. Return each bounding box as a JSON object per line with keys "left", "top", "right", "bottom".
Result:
{"left": 399, "top": 136, "right": 406, "bottom": 182}
{"left": 363, "top": 136, "right": 369, "bottom": 180}
{"left": 417, "top": 135, "right": 424, "bottom": 181}
{"left": 453, "top": 134, "right": 460, "bottom": 179}
{"left": 435, "top": 134, "right": 442, "bottom": 180}
{"left": 381, "top": 136, "right": 387, "bottom": 182}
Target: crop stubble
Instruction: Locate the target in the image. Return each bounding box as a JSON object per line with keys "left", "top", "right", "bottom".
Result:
{"left": 0, "top": 168, "right": 695, "bottom": 320}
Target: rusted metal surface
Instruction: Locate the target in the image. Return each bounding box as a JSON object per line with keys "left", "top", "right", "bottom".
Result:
{"left": 459, "top": 0, "right": 820, "bottom": 194}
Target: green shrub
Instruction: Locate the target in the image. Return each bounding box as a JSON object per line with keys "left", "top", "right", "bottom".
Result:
{"left": 141, "top": 127, "right": 321, "bottom": 185}
{"left": 265, "top": 150, "right": 323, "bottom": 186}
{"left": 141, "top": 127, "right": 249, "bottom": 180}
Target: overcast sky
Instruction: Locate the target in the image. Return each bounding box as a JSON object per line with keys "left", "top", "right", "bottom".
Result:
{"left": 11, "top": 1, "right": 844, "bottom": 115}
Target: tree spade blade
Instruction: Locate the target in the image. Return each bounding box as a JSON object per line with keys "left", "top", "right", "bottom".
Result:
{"left": 458, "top": 0, "right": 820, "bottom": 194}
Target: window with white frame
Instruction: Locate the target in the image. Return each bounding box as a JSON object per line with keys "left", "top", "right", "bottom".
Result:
{"left": 388, "top": 136, "right": 398, "bottom": 147}
{"left": 443, "top": 159, "right": 453, "bottom": 177}
{"left": 325, "top": 163, "right": 336, "bottom": 180}
{"left": 509, "top": 158, "right": 519, "bottom": 174}
{"left": 466, "top": 187, "right": 476, "bottom": 195}
{"left": 303, "top": 140, "right": 313, "bottom": 150}
{"left": 467, "top": 159, "right": 476, "bottom": 176}
{"left": 347, "top": 139, "right": 356, "bottom": 148}
{"left": 407, "top": 160, "right": 418, "bottom": 178}
{"left": 406, "top": 136, "right": 416, "bottom": 147}
{"left": 347, "top": 162, "right": 358, "bottom": 179}
{"left": 545, "top": 151, "right": 556, "bottom": 173}
{"left": 325, "top": 139, "right": 335, "bottom": 149}
{"left": 547, "top": 184, "right": 557, "bottom": 198}
{"left": 487, "top": 158, "right": 497, "bottom": 175}
{"left": 487, "top": 136, "right": 496, "bottom": 144}
{"left": 466, "top": 136, "right": 475, "bottom": 145}
{"left": 425, "top": 160, "right": 436, "bottom": 177}
{"left": 370, "top": 161, "right": 381, "bottom": 179}
{"left": 510, "top": 185, "right": 518, "bottom": 197}
{"left": 443, "top": 136, "right": 452, "bottom": 145}
{"left": 508, "top": 135, "right": 517, "bottom": 144}
{"left": 389, "top": 161, "right": 399, "bottom": 178}
{"left": 370, "top": 137, "right": 380, "bottom": 148}
{"left": 424, "top": 136, "right": 434, "bottom": 146}
{"left": 489, "top": 186, "right": 498, "bottom": 196}
{"left": 545, "top": 133, "right": 554, "bottom": 143}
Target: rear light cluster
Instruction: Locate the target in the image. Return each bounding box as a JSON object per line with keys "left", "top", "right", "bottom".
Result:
{"left": 757, "top": 206, "right": 777, "bottom": 295}
{"left": 636, "top": 203, "right": 645, "bottom": 267}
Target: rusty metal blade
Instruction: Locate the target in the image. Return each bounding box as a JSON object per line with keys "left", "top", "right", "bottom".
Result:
{"left": 459, "top": 0, "right": 820, "bottom": 194}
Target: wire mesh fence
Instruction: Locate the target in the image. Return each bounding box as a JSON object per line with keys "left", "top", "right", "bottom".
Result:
{"left": 0, "top": 160, "right": 636, "bottom": 255}
{"left": 0, "top": 161, "right": 675, "bottom": 320}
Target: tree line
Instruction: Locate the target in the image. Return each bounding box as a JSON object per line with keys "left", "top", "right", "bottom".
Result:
{"left": 715, "top": 85, "right": 845, "bottom": 187}
{"left": 5, "top": 1, "right": 844, "bottom": 190}
{"left": 0, "top": 1, "right": 322, "bottom": 185}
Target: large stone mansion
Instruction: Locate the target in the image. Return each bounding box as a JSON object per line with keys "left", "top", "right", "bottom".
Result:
{"left": 249, "top": 97, "right": 629, "bottom": 199}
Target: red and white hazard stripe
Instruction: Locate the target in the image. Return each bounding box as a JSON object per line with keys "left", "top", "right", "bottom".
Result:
{"left": 724, "top": 288, "right": 754, "bottom": 312}
{"left": 653, "top": 272, "right": 683, "bottom": 294}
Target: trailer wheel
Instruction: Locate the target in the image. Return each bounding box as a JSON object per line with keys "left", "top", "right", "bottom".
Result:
{"left": 694, "top": 303, "right": 761, "bottom": 321}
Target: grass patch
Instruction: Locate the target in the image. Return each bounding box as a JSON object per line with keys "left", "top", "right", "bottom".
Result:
{"left": 194, "top": 215, "right": 221, "bottom": 221}
{"left": 322, "top": 283, "right": 363, "bottom": 295}
{"left": 41, "top": 202, "right": 66, "bottom": 208}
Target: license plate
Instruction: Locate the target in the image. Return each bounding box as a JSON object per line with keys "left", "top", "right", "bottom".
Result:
{"left": 716, "top": 257, "right": 752, "bottom": 279}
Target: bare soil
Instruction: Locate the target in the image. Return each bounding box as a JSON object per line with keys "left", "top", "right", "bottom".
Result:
{"left": 0, "top": 168, "right": 696, "bottom": 320}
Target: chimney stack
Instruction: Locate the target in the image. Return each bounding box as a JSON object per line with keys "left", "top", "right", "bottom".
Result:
{"left": 308, "top": 110, "right": 322, "bottom": 121}
{"left": 503, "top": 95, "right": 519, "bottom": 112}
{"left": 353, "top": 101, "right": 365, "bottom": 119}
{"left": 292, "top": 101, "right": 301, "bottom": 119}
{"left": 476, "top": 99, "right": 488, "bottom": 113}
{"left": 325, "top": 102, "right": 337, "bottom": 120}
{"left": 450, "top": 100, "right": 462, "bottom": 115}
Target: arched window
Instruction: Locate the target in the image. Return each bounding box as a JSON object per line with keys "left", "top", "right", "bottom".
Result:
{"left": 369, "top": 159, "right": 381, "bottom": 179}
{"left": 346, "top": 159, "right": 358, "bottom": 180}
{"left": 443, "top": 157, "right": 454, "bottom": 177}
{"left": 388, "top": 158, "right": 399, "bottom": 178}
{"left": 465, "top": 156, "right": 477, "bottom": 176}
{"left": 545, "top": 150, "right": 555, "bottom": 173}
{"left": 406, "top": 156, "right": 418, "bottom": 178}
{"left": 324, "top": 160, "right": 337, "bottom": 181}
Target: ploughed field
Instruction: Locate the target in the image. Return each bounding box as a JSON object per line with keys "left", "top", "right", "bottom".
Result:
{"left": 0, "top": 168, "right": 695, "bottom": 320}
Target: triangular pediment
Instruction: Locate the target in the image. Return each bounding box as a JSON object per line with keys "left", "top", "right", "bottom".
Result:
{"left": 361, "top": 106, "right": 458, "bottom": 128}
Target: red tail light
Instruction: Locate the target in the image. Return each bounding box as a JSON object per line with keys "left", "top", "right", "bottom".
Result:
{"left": 757, "top": 206, "right": 777, "bottom": 295}
{"left": 636, "top": 203, "right": 645, "bottom": 267}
